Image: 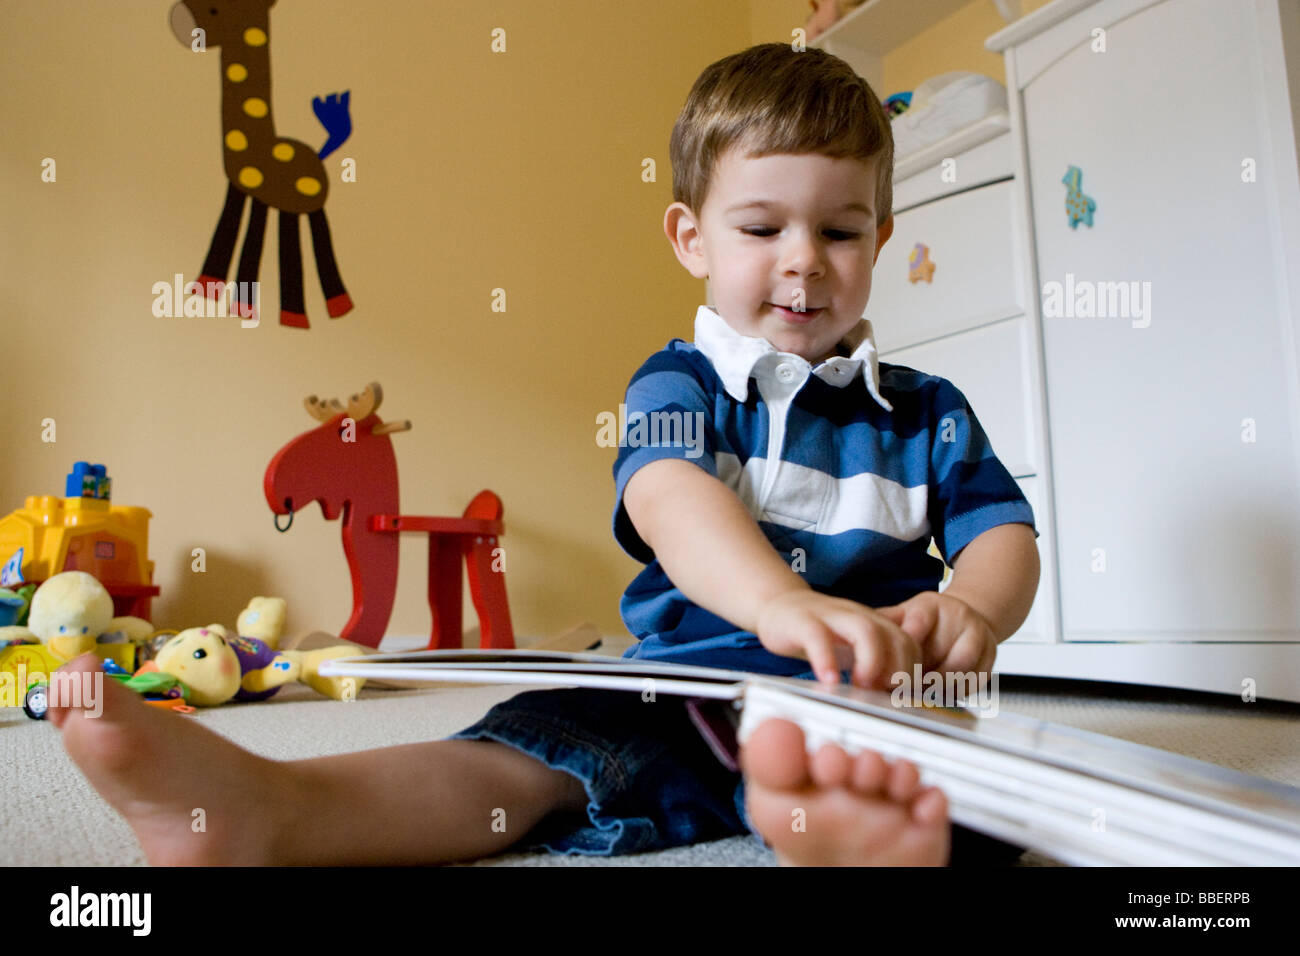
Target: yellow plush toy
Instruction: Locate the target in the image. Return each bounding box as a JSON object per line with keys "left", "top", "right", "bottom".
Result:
{"left": 26, "top": 571, "right": 115, "bottom": 660}
{"left": 153, "top": 624, "right": 266, "bottom": 706}
{"left": 99, "top": 616, "right": 156, "bottom": 646}
{"left": 151, "top": 597, "right": 365, "bottom": 706}
{"left": 236, "top": 596, "right": 287, "bottom": 649}
{"left": 233, "top": 595, "right": 362, "bottom": 699}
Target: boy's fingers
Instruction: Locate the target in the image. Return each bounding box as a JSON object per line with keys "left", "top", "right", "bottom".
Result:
{"left": 937, "top": 628, "right": 971, "bottom": 673}
{"left": 797, "top": 620, "right": 842, "bottom": 683}
{"left": 902, "top": 599, "right": 939, "bottom": 647}
{"left": 874, "top": 604, "right": 905, "bottom": 625}
{"left": 895, "top": 629, "right": 922, "bottom": 670}
{"left": 828, "top": 611, "right": 914, "bottom": 689}
{"left": 872, "top": 602, "right": 933, "bottom": 659}
{"left": 966, "top": 628, "right": 997, "bottom": 676}
{"left": 937, "top": 625, "right": 995, "bottom": 677}
{"left": 850, "top": 638, "right": 883, "bottom": 688}
{"left": 880, "top": 618, "right": 922, "bottom": 688}
{"left": 825, "top": 613, "right": 887, "bottom": 687}
{"left": 810, "top": 641, "right": 841, "bottom": 683}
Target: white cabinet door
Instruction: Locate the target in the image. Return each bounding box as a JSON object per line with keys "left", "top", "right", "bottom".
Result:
{"left": 1024, "top": 0, "right": 1300, "bottom": 638}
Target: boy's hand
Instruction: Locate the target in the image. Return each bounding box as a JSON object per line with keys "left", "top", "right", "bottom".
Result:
{"left": 755, "top": 590, "right": 922, "bottom": 689}
{"left": 873, "top": 592, "right": 997, "bottom": 681}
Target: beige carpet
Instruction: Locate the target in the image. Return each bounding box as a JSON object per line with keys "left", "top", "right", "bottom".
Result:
{"left": 3, "top": 635, "right": 1297, "bottom": 866}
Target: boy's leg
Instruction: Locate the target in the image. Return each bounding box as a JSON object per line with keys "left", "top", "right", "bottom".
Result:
{"left": 48, "top": 655, "right": 588, "bottom": 865}
{"left": 284, "top": 738, "right": 590, "bottom": 864}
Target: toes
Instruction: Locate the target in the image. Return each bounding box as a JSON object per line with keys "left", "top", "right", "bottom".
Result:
{"left": 886, "top": 757, "right": 922, "bottom": 802}
{"left": 850, "top": 749, "right": 888, "bottom": 793}
{"left": 910, "top": 787, "right": 948, "bottom": 826}
{"left": 809, "top": 743, "right": 853, "bottom": 788}
{"left": 46, "top": 653, "right": 106, "bottom": 726}
{"left": 740, "top": 718, "right": 810, "bottom": 790}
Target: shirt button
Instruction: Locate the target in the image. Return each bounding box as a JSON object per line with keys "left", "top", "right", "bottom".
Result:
{"left": 776, "top": 364, "right": 797, "bottom": 383}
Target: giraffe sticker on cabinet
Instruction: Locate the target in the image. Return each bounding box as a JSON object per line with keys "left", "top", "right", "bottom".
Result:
{"left": 169, "top": 1, "right": 354, "bottom": 328}
{"left": 1062, "top": 165, "right": 1096, "bottom": 230}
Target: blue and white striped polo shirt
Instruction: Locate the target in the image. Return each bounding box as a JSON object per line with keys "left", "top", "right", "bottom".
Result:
{"left": 611, "top": 304, "right": 1038, "bottom": 675}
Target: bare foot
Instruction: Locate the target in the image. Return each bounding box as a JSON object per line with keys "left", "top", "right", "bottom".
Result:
{"left": 48, "top": 654, "right": 293, "bottom": 865}
{"left": 741, "top": 717, "right": 950, "bottom": 866}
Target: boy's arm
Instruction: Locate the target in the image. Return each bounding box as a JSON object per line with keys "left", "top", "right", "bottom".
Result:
{"left": 939, "top": 523, "right": 1040, "bottom": 643}
{"left": 622, "top": 458, "right": 809, "bottom": 633}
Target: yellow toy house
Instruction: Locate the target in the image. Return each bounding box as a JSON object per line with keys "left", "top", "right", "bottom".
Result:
{"left": 0, "top": 463, "right": 159, "bottom": 619}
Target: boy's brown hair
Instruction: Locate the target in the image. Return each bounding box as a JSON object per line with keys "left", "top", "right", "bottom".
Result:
{"left": 669, "top": 43, "right": 894, "bottom": 225}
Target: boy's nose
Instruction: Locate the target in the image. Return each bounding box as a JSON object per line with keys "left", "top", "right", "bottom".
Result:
{"left": 779, "top": 235, "right": 825, "bottom": 279}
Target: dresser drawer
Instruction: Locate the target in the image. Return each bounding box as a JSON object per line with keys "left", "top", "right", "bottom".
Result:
{"left": 879, "top": 316, "right": 1036, "bottom": 479}
{"left": 868, "top": 179, "right": 1021, "bottom": 353}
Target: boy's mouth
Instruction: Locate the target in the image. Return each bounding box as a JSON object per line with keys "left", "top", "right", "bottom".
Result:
{"left": 769, "top": 303, "right": 823, "bottom": 324}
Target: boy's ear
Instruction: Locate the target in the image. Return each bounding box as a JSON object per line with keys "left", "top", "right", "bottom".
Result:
{"left": 873, "top": 214, "right": 894, "bottom": 265}
{"left": 664, "top": 202, "right": 709, "bottom": 280}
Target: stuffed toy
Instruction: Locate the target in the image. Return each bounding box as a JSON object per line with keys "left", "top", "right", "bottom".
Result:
{"left": 26, "top": 570, "right": 115, "bottom": 659}
{"left": 805, "top": 0, "right": 867, "bottom": 42}
{"left": 98, "top": 615, "right": 156, "bottom": 646}
{"left": 2, "top": 572, "right": 157, "bottom": 656}
{"left": 152, "top": 620, "right": 365, "bottom": 706}
{"left": 8, "top": 572, "right": 364, "bottom": 707}
{"left": 236, "top": 596, "right": 287, "bottom": 649}
{"left": 1, "top": 625, "right": 37, "bottom": 646}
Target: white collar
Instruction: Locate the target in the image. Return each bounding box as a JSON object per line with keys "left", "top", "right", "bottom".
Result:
{"left": 692, "top": 305, "right": 893, "bottom": 411}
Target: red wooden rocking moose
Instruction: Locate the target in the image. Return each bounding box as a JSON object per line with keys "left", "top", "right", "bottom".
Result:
{"left": 263, "top": 383, "right": 514, "bottom": 650}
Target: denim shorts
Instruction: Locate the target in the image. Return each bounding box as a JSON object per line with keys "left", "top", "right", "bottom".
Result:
{"left": 447, "top": 687, "right": 752, "bottom": 856}
{"left": 447, "top": 681, "right": 1026, "bottom": 863}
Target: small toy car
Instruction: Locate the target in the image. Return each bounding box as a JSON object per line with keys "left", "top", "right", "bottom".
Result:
{"left": 23, "top": 680, "right": 49, "bottom": 720}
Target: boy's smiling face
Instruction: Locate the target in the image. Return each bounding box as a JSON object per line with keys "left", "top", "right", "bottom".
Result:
{"left": 665, "top": 148, "right": 893, "bottom": 365}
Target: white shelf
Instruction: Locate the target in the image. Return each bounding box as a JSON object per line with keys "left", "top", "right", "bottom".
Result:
{"left": 986, "top": 0, "right": 1097, "bottom": 51}
{"left": 815, "top": 0, "right": 1011, "bottom": 55}
{"left": 893, "top": 109, "right": 1011, "bottom": 181}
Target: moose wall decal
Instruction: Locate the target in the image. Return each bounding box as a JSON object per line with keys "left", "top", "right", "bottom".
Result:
{"left": 263, "top": 383, "right": 515, "bottom": 649}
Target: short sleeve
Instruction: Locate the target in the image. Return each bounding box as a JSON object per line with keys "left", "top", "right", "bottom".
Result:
{"left": 928, "top": 377, "right": 1038, "bottom": 566}
{"left": 611, "top": 346, "right": 719, "bottom": 562}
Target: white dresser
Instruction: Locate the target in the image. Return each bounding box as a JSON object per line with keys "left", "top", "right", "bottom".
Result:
{"left": 875, "top": 0, "right": 1300, "bottom": 701}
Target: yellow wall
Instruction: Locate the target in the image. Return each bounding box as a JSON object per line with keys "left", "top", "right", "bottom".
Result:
{"left": 883, "top": 0, "right": 1054, "bottom": 91}
{"left": 2, "top": 0, "right": 748, "bottom": 643}
{"left": 2, "top": 0, "right": 1049, "bottom": 647}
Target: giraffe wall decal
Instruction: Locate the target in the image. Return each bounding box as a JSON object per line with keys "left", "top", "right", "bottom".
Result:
{"left": 169, "top": 0, "right": 354, "bottom": 328}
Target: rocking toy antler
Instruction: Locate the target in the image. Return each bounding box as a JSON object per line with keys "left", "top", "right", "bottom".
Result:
{"left": 303, "top": 382, "right": 412, "bottom": 434}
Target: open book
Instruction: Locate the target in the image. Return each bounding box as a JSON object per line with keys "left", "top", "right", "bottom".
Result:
{"left": 318, "top": 649, "right": 1300, "bottom": 867}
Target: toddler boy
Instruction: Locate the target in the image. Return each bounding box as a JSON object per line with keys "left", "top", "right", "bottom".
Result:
{"left": 49, "top": 43, "right": 1038, "bottom": 867}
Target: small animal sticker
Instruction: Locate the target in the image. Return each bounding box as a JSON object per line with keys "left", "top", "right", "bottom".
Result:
{"left": 1063, "top": 165, "right": 1096, "bottom": 228}
{"left": 908, "top": 243, "right": 936, "bottom": 283}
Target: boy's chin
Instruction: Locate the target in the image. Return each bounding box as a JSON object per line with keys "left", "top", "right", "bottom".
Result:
{"left": 765, "top": 329, "right": 832, "bottom": 362}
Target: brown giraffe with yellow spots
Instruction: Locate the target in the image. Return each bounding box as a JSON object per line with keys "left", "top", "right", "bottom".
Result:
{"left": 170, "top": 0, "right": 353, "bottom": 328}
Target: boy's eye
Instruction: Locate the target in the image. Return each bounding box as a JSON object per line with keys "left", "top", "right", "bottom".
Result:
{"left": 740, "top": 227, "right": 860, "bottom": 240}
